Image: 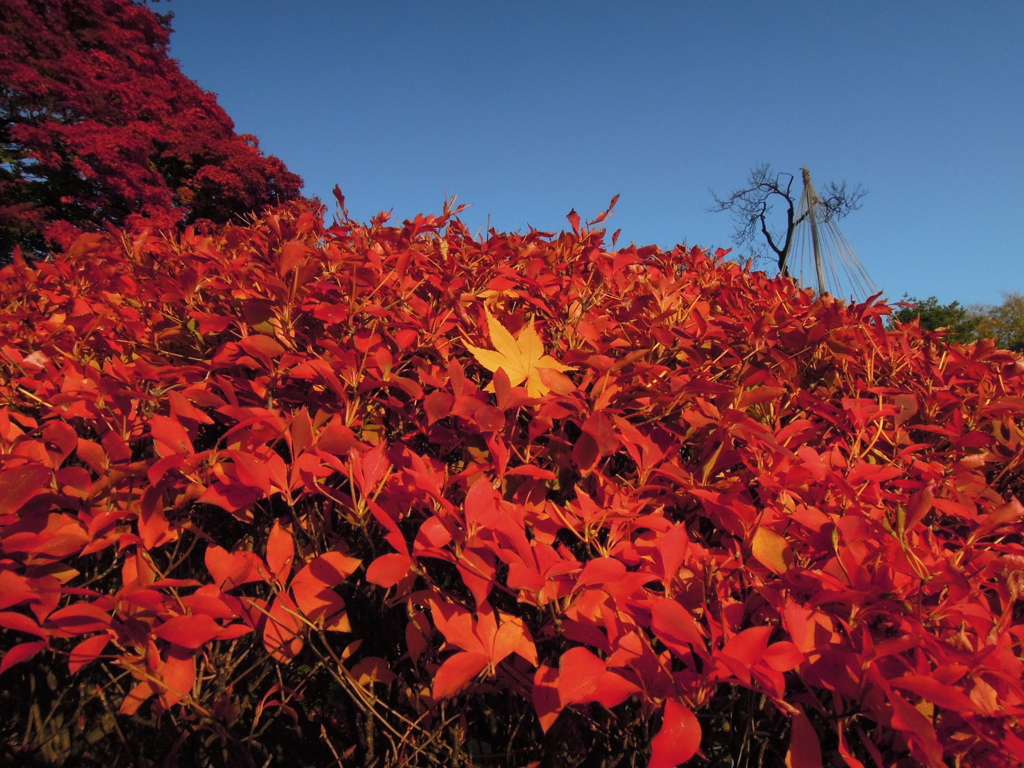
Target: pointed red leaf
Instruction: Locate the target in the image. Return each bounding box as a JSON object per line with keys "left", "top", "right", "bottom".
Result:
{"left": 291, "top": 552, "right": 359, "bottom": 630}
{"left": 44, "top": 602, "right": 110, "bottom": 635}
{"left": 649, "top": 699, "right": 701, "bottom": 768}
{"left": 533, "top": 664, "right": 561, "bottom": 732}
{"left": 432, "top": 651, "right": 489, "bottom": 699}
{"left": 764, "top": 641, "right": 805, "bottom": 672}
{"left": 154, "top": 614, "right": 221, "bottom": 650}
{"left": 205, "top": 546, "right": 263, "bottom": 591}
{"left": 888, "top": 690, "right": 943, "bottom": 765}
{"left": 228, "top": 450, "right": 271, "bottom": 494}
{"left": 240, "top": 334, "right": 286, "bottom": 360}
{"left": 491, "top": 614, "right": 537, "bottom": 666}
{"left": 428, "top": 599, "right": 486, "bottom": 655}
{"left": 557, "top": 646, "right": 606, "bottom": 707}
{"left": 263, "top": 593, "right": 303, "bottom": 663}
{"left": 150, "top": 414, "right": 194, "bottom": 456}
{"left": 0, "top": 640, "right": 48, "bottom": 674}
{"left": 266, "top": 520, "right": 294, "bottom": 583}
{"left": 591, "top": 670, "right": 641, "bottom": 708}
{"left": 720, "top": 625, "right": 773, "bottom": 667}
{"left": 578, "top": 557, "right": 627, "bottom": 587}
{"left": 366, "top": 552, "right": 413, "bottom": 588}
{"left": 119, "top": 681, "right": 156, "bottom": 716}
{"left": 786, "top": 706, "right": 822, "bottom": 768}
{"left": 0, "top": 570, "right": 34, "bottom": 611}
{"left": 567, "top": 208, "right": 581, "bottom": 234}
{"left": 651, "top": 598, "right": 707, "bottom": 659}
{"left": 159, "top": 645, "right": 196, "bottom": 707}
{"left": 889, "top": 674, "right": 977, "bottom": 713}
{"left": 0, "top": 464, "right": 50, "bottom": 516}
{"left": 69, "top": 633, "right": 110, "bottom": 674}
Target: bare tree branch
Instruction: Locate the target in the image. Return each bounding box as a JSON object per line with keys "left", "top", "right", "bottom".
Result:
{"left": 711, "top": 164, "right": 865, "bottom": 274}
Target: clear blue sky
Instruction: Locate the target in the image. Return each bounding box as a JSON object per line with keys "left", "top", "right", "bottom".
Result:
{"left": 165, "top": 0, "right": 1023, "bottom": 308}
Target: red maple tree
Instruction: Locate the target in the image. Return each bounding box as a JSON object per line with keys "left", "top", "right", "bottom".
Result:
{"left": 0, "top": 0, "right": 303, "bottom": 257}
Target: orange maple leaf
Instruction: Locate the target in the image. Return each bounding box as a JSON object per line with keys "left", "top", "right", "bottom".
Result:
{"left": 463, "top": 310, "right": 571, "bottom": 398}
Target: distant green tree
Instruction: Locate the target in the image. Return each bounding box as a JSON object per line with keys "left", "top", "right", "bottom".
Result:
{"left": 889, "top": 295, "right": 983, "bottom": 344}
{"left": 975, "top": 292, "right": 1024, "bottom": 351}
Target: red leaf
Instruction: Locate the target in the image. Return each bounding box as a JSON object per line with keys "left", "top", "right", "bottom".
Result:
{"left": 266, "top": 520, "right": 294, "bottom": 583}
{"left": 572, "top": 431, "right": 601, "bottom": 474}
{"left": 533, "top": 664, "right": 561, "bottom": 732}
{"left": 590, "top": 670, "right": 640, "bottom": 708}
{"left": 428, "top": 599, "right": 486, "bottom": 655}
{"left": 655, "top": 524, "right": 690, "bottom": 587}
{"left": 785, "top": 706, "right": 822, "bottom": 768}
{"left": 351, "top": 442, "right": 390, "bottom": 496}
{"left": 720, "top": 625, "right": 773, "bottom": 667}
{"left": 291, "top": 552, "right": 360, "bottom": 630}
{"left": 651, "top": 598, "right": 707, "bottom": 659}
{"left": 44, "top": 603, "right": 110, "bottom": 635}
{"left": 557, "top": 646, "right": 605, "bottom": 707}
{"left": 0, "top": 464, "right": 50, "bottom": 516}
{"left": 889, "top": 674, "right": 977, "bottom": 713}
{"left": 205, "top": 546, "right": 263, "bottom": 590}
{"left": 764, "top": 641, "right": 804, "bottom": 672}
{"left": 577, "top": 557, "right": 627, "bottom": 587}
{"left": 119, "top": 681, "right": 156, "bottom": 716}
{"left": 887, "top": 690, "right": 943, "bottom": 765}
{"left": 366, "top": 553, "right": 413, "bottom": 588}
{"left": 317, "top": 417, "right": 361, "bottom": 454}
{"left": 263, "top": 594, "right": 303, "bottom": 662}
{"left": 750, "top": 526, "right": 794, "bottom": 574}
{"left": 0, "top": 640, "right": 48, "bottom": 674}
{"left": 154, "top": 614, "right": 222, "bottom": 650}
{"left": 159, "top": 645, "right": 195, "bottom": 707}
{"left": 75, "top": 438, "right": 107, "bottom": 474}
{"left": 150, "top": 414, "right": 194, "bottom": 456}
{"left": 489, "top": 614, "right": 535, "bottom": 666}
{"left": 581, "top": 411, "right": 619, "bottom": 455}
{"left": 425, "top": 391, "right": 455, "bottom": 425}
{"left": 227, "top": 450, "right": 272, "bottom": 494}
{"left": 239, "top": 334, "right": 286, "bottom": 361}
{"left": 904, "top": 482, "right": 935, "bottom": 532}
{"left": 291, "top": 551, "right": 360, "bottom": 593}
{"left": 567, "top": 208, "right": 581, "bottom": 234}
{"left": 168, "top": 390, "right": 213, "bottom": 425}
{"left": 69, "top": 633, "right": 110, "bottom": 674}
{"left": 138, "top": 501, "right": 172, "bottom": 550}
{"left": 649, "top": 699, "right": 701, "bottom": 768}
{"left": 42, "top": 420, "right": 78, "bottom": 463}
{"left": 216, "top": 623, "right": 253, "bottom": 641}
{"left": 198, "top": 480, "right": 260, "bottom": 515}
{"left": 0, "top": 570, "right": 34, "bottom": 611}
{"left": 280, "top": 241, "right": 308, "bottom": 276}
{"left": 432, "top": 651, "right": 489, "bottom": 699}
{"left": 289, "top": 408, "right": 314, "bottom": 456}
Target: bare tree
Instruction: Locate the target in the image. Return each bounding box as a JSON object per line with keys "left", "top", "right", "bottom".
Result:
{"left": 711, "top": 163, "right": 866, "bottom": 275}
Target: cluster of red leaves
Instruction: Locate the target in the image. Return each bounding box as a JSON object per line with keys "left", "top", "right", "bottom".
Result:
{"left": 1, "top": 196, "right": 1023, "bottom": 767}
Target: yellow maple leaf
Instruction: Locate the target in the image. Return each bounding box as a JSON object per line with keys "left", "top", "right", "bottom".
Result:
{"left": 463, "top": 310, "right": 572, "bottom": 398}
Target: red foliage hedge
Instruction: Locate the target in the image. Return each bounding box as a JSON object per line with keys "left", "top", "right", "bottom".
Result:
{"left": 1, "top": 197, "right": 1023, "bottom": 767}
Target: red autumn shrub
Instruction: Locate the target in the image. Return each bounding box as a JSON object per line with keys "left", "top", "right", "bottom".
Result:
{"left": 1, "top": 195, "right": 1023, "bottom": 767}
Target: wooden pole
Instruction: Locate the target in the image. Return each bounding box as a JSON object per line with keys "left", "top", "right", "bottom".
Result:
{"left": 802, "top": 167, "right": 827, "bottom": 294}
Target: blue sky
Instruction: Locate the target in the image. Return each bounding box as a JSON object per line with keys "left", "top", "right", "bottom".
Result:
{"left": 165, "top": 0, "right": 1023, "bottom": 308}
